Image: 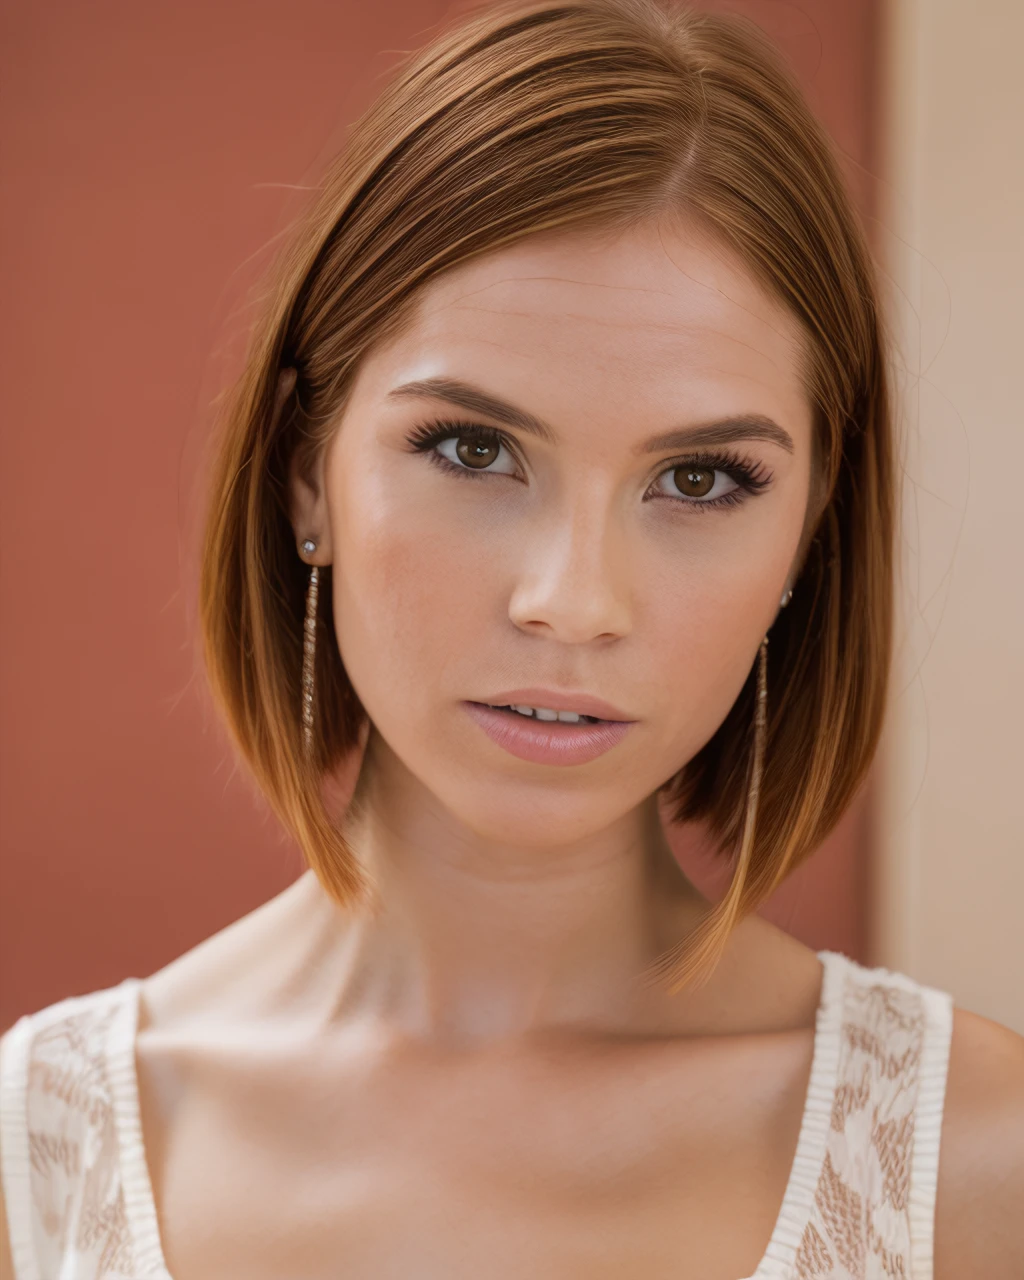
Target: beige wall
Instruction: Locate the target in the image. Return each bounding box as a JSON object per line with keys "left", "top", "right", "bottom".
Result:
{"left": 874, "top": 0, "right": 1024, "bottom": 1029}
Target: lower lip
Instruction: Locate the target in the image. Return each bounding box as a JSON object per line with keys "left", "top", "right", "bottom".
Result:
{"left": 462, "top": 702, "right": 636, "bottom": 765}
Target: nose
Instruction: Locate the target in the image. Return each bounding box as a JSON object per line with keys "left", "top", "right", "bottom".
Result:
{"left": 507, "top": 494, "right": 633, "bottom": 643}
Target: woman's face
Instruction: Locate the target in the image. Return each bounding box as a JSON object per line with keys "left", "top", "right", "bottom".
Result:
{"left": 295, "top": 218, "right": 814, "bottom": 847}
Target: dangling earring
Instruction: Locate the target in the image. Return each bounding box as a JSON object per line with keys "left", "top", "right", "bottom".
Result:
{"left": 299, "top": 539, "right": 319, "bottom": 756}
{"left": 640, "top": 629, "right": 772, "bottom": 994}
{"left": 736, "top": 635, "right": 769, "bottom": 872}
{"left": 741, "top": 584, "right": 789, "bottom": 855}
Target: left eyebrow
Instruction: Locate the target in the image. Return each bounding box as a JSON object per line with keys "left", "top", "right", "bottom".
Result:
{"left": 386, "top": 376, "right": 795, "bottom": 455}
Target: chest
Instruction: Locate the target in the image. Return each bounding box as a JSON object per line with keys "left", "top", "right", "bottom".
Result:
{"left": 135, "top": 1030, "right": 815, "bottom": 1280}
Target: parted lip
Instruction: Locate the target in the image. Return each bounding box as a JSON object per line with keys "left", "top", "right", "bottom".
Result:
{"left": 471, "top": 688, "right": 635, "bottom": 723}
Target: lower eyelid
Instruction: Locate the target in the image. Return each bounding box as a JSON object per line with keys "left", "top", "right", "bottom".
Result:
{"left": 647, "top": 464, "right": 758, "bottom": 507}
{"left": 419, "top": 431, "right": 768, "bottom": 507}
{"left": 646, "top": 486, "right": 747, "bottom": 511}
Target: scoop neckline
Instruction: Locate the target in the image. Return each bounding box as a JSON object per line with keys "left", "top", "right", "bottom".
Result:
{"left": 104, "top": 948, "right": 848, "bottom": 1280}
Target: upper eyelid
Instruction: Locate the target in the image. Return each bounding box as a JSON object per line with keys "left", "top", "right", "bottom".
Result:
{"left": 415, "top": 418, "right": 767, "bottom": 480}
{"left": 411, "top": 418, "right": 522, "bottom": 463}
{"left": 413, "top": 420, "right": 773, "bottom": 516}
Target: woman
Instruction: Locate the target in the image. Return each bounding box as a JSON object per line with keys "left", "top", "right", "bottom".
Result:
{"left": 1, "top": 0, "right": 1021, "bottom": 1275}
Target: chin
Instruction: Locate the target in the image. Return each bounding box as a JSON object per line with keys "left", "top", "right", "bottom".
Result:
{"left": 426, "top": 770, "right": 635, "bottom": 848}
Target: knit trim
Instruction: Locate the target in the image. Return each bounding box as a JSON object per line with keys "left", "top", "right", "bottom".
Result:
{"left": 0, "top": 1013, "right": 40, "bottom": 1280}
{"left": 2, "top": 949, "right": 953, "bottom": 1280}
{"left": 739, "top": 948, "right": 846, "bottom": 1280}
{"left": 105, "top": 978, "right": 174, "bottom": 1277}
{"left": 1, "top": 983, "right": 143, "bottom": 1280}
{"left": 908, "top": 981, "right": 954, "bottom": 1279}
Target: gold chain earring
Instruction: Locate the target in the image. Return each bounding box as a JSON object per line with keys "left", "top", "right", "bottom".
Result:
{"left": 737, "top": 634, "right": 769, "bottom": 862}
{"left": 736, "top": 579, "right": 791, "bottom": 872}
{"left": 300, "top": 539, "right": 319, "bottom": 756}
{"left": 640, "top": 591, "right": 793, "bottom": 993}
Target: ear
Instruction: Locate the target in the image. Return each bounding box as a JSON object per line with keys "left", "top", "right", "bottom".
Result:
{"left": 279, "top": 368, "right": 332, "bottom": 565}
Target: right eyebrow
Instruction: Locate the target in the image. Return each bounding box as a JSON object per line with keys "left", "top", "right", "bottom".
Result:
{"left": 386, "top": 376, "right": 795, "bottom": 455}
{"left": 388, "top": 376, "right": 559, "bottom": 444}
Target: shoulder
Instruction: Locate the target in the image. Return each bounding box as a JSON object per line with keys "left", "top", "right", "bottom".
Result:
{"left": 0, "top": 984, "right": 141, "bottom": 1273}
{"left": 0, "top": 982, "right": 140, "bottom": 1144}
{"left": 0, "top": 981, "right": 135, "bottom": 1088}
{"left": 933, "top": 1005, "right": 1024, "bottom": 1279}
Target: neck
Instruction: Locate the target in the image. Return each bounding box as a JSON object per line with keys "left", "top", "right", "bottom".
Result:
{"left": 309, "top": 739, "right": 710, "bottom": 1048}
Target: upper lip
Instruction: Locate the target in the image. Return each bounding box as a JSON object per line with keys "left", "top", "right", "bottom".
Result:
{"left": 473, "top": 688, "right": 636, "bottom": 722}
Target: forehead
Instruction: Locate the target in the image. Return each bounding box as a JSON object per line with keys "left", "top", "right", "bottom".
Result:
{"left": 364, "top": 219, "right": 810, "bottom": 431}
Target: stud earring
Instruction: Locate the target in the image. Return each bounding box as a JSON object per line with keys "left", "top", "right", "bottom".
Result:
{"left": 299, "top": 541, "right": 319, "bottom": 756}
{"left": 779, "top": 587, "right": 793, "bottom": 608}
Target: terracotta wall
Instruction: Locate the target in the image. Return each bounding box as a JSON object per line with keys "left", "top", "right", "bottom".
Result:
{"left": 0, "top": 0, "right": 881, "bottom": 1029}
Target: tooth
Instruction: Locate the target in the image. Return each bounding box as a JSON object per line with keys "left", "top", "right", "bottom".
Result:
{"left": 494, "top": 703, "right": 593, "bottom": 723}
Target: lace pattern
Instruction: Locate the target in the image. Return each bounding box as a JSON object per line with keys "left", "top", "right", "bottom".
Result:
{"left": 790, "top": 967, "right": 952, "bottom": 1279}
{"left": 0, "top": 953, "right": 953, "bottom": 1280}
{"left": 0, "top": 982, "right": 168, "bottom": 1280}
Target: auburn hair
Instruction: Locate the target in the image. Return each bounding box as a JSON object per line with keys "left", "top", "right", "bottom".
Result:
{"left": 199, "top": 0, "right": 893, "bottom": 992}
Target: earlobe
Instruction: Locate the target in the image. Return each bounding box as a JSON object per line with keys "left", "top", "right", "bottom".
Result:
{"left": 289, "top": 453, "right": 326, "bottom": 550}
{"left": 290, "top": 465, "right": 331, "bottom": 565}
{"left": 289, "top": 459, "right": 331, "bottom": 564}
{"left": 278, "top": 367, "right": 332, "bottom": 564}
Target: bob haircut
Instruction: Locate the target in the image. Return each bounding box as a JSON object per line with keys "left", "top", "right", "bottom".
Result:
{"left": 199, "top": 0, "right": 893, "bottom": 992}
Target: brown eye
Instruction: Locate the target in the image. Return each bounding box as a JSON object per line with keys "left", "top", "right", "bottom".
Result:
{"left": 673, "top": 466, "right": 716, "bottom": 498}
{"left": 455, "top": 437, "right": 501, "bottom": 469}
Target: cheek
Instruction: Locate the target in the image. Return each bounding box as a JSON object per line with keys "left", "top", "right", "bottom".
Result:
{"left": 327, "top": 465, "right": 497, "bottom": 723}
{"left": 637, "top": 531, "right": 794, "bottom": 761}
{"left": 324, "top": 426, "right": 805, "bottom": 833}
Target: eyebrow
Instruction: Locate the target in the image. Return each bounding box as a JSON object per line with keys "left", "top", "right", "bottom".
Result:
{"left": 387, "top": 376, "right": 795, "bottom": 455}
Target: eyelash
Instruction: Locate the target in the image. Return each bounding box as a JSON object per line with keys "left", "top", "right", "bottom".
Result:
{"left": 404, "top": 417, "right": 773, "bottom": 512}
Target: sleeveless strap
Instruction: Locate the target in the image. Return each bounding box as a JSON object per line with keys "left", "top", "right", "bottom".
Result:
{"left": 1, "top": 958, "right": 954, "bottom": 1280}
{"left": 907, "top": 980, "right": 955, "bottom": 1276}
{"left": 0, "top": 1010, "right": 39, "bottom": 1280}
{"left": 0, "top": 980, "right": 171, "bottom": 1280}
{"left": 789, "top": 952, "right": 954, "bottom": 1280}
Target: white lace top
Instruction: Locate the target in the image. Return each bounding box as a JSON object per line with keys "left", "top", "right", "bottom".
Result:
{"left": 0, "top": 948, "right": 954, "bottom": 1279}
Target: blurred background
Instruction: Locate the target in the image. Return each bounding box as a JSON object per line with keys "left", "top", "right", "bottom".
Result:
{"left": 1, "top": 0, "right": 1021, "bottom": 1033}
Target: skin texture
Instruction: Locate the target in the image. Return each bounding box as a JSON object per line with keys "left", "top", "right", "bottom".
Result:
{"left": 3, "top": 218, "right": 1021, "bottom": 1278}
{"left": 289, "top": 216, "right": 814, "bottom": 1044}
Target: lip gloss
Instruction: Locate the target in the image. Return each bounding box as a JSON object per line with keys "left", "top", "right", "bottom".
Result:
{"left": 462, "top": 702, "right": 635, "bottom": 765}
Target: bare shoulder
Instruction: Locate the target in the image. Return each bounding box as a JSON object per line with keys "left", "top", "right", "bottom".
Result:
{"left": 141, "top": 870, "right": 329, "bottom": 1029}
{"left": 934, "top": 1005, "right": 1024, "bottom": 1279}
